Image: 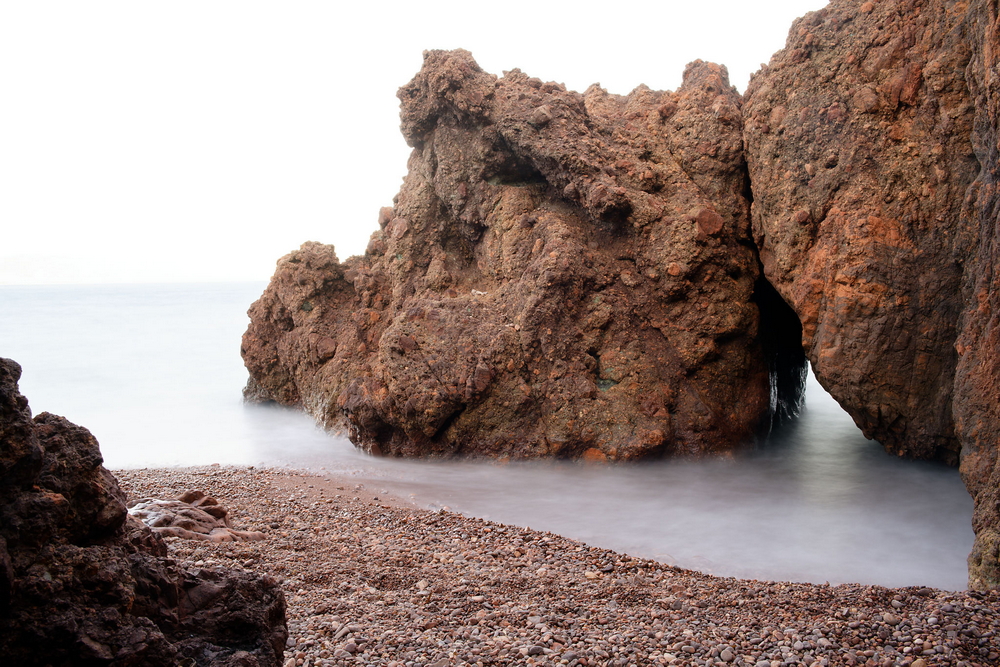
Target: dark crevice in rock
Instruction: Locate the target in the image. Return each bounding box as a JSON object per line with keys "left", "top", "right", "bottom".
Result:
{"left": 484, "top": 149, "right": 547, "bottom": 188}
{"left": 742, "top": 146, "right": 805, "bottom": 432}
{"left": 752, "top": 275, "right": 808, "bottom": 430}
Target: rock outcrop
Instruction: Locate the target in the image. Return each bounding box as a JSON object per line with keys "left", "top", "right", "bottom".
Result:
{"left": 244, "top": 0, "right": 1000, "bottom": 589}
{"left": 956, "top": 0, "right": 1000, "bottom": 591}
{"left": 743, "top": 0, "right": 979, "bottom": 465}
{"left": 242, "top": 50, "right": 804, "bottom": 460}
{"left": 744, "top": 0, "right": 1000, "bottom": 589}
{"left": 0, "top": 358, "right": 287, "bottom": 666}
{"left": 742, "top": 0, "right": 1000, "bottom": 590}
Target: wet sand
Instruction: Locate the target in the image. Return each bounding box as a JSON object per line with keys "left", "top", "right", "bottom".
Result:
{"left": 113, "top": 466, "right": 999, "bottom": 667}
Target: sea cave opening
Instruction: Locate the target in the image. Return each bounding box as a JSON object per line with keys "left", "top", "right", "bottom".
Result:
{"left": 752, "top": 275, "right": 809, "bottom": 431}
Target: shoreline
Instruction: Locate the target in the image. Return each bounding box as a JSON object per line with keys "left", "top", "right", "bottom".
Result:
{"left": 113, "top": 466, "right": 999, "bottom": 667}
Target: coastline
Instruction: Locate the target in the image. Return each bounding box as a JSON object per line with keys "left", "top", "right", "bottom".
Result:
{"left": 113, "top": 466, "right": 999, "bottom": 667}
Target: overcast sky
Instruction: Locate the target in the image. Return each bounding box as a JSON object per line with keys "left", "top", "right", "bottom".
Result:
{"left": 1, "top": 1, "right": 828, "bottom": 285}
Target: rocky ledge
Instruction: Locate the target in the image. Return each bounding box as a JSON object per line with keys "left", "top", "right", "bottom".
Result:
{"left": 0, "top": 357, "right": 288, "bottom": 666}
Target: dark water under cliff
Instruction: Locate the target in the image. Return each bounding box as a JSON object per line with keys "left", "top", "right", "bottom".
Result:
{"left": 0, "top": 283, "right": 974, "bottom": 590}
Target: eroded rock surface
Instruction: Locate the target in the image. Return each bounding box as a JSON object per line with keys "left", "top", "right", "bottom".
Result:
{"left": 244, "top": 2, "right": 1000, "bottom": 589}
{"left": 743, "top": 0, "right": 979, "bottom": 464}
{"left": 130, "top": 490, "right": 267, "bottom": 542}
{"left": 957, "top": 0, "right": 1000, "bottom": 591}
{"left": 0, "top": 358, "right": 287, "bottom": 665}
{"left": 743, "top": 0, "right": 1000, "bottom": 590}
{"left": 242, "top": 50, "right": 791, "bottom": 460}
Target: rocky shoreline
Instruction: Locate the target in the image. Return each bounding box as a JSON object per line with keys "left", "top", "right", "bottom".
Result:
{"left": 237, "top": 0, "right": 1000, "bottom": 588}
{"left": 116, "top": 466, "right": 999, "bottom": 667}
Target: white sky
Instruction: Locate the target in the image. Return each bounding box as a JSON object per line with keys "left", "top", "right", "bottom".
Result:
{"left": 0, "top": 1, "right": 827, "bottom": 285}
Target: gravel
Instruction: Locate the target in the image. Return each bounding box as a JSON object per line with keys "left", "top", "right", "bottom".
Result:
{"left": 114, "top": 466, "right": 1000, "bottom": 667}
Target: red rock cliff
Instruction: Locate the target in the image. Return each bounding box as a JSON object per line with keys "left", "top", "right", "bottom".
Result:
{"left": 744, "top": 0, "right": 1000, "bottom": 589}
{"left": 955, "top": 0, "right": 1000, "bottom": 591}
{"left": 743, "top": 0, "right": 978, "bottom": 465}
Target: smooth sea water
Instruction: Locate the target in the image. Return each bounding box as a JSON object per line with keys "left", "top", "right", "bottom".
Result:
{"left": 0, "top": 283, "right": 974, "bottom": 590}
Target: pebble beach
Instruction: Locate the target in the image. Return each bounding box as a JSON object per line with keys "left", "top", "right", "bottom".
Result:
{"left": 113, "top": 466, "right": 1000, "bottom": 667}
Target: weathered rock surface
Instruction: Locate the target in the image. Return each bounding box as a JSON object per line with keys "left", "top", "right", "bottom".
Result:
{"left": 0, "top": 358, "right": 287, "bottom": 666}
{"left": 744, "top": 0, "right": 1000, "bottom": 590}
{"left": 244, "top": 2, "right": 1000, "bottom": 589}
{"left": 743, "top": 0, "right": 979, "bottom": 464}
{"left": 957, "top": 0, "right": 1000, "bottom": 591}
{"left": 130, "top": 489, "right": 267, "bottom": 542}
{"left": 243, "top": 50, "right": 795, "bottom": 460}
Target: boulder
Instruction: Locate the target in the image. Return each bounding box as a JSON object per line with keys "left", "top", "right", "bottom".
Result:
{"left": 242, "top": 50, "right": 801, "bottom": 460}
{"left": 744, "top": 0, "right": 1000, "bottom": 590}
{"left": 0, "top": 358, "right": 288, "bottom": 665}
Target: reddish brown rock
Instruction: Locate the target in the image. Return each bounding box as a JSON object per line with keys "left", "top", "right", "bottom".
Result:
{"left": 743, "top": 0, "right": 979, "bottom": 464}
{"left": 744, "top": 0, "right": 1000, "bottom": 590}
{"left": 242, "top": 50, "right": 789, "bottom": 460}
{"left": 956, "top": 0, "right": 1000, "bottom": 591}
{"left": 0, "top": 358, "right": 288, "bottom": 665}
{"left": 240, "top": 4, "right": 1000, "bottom": 592}
{"left": 238, "top": 3, "right": 1000, "bottom": 592}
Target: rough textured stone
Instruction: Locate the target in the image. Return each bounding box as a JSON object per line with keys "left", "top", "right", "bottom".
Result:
{"left": 744, "top": 0, "right": 1000, "bottom": 590}
{"left": 242, "top": 3, "right": 1000, "bottom": 590}
{"left": 743, "top": 0, "right": 979, "bottom": 465}
{"left": 957, "top": 0, "right": 1000, "bottom": 591}
{"left": 129, "top": 490, "right": 267, "bottom": 542}
{"left": 242, "top": 50, "right": 795, "bottom": 460}
{"left": 0, "top": 357, "right": 288, "bottom": 665}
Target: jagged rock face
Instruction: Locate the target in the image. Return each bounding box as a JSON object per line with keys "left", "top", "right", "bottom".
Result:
{"left": 743, "top": 0, "right": 979, "bottom": 464}
{"left": 243, "top": 50, "right": 778, "bottom": 460}
{"left": 957, "top": 0, "right": 1000, "bottom": 591}
{"left": 241, "top": 5, "right": 1000, "bottom": 590}
{"left": 0, "top": 358, "right": 288, "bottom": 666}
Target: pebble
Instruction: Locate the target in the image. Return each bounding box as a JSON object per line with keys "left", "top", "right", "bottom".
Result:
{"left": 114, "top": 466, "right": 1000, "bottom": 667}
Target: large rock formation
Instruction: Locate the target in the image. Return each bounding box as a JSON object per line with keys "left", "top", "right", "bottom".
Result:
{"left": 743, "top": 0, "right": 979, "bottom": 464}
{"left": 955, "top": 0, "right": 1000, "bottom": 591}
{"left": 243, "top": 50, "right": 802, "bottom": 460}
{"left": 0, "top": 358, "right": 288, "bottom": 665}
{"left": 244, "top": 0, "right": 1000, "bottom": 589}
{"left": 743, "top": 0, "right": 1000, "bottom": 589}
